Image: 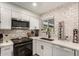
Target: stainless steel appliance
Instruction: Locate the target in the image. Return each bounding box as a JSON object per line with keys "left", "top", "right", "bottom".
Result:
{"left": 11, "top": 37, "right": 33, "bottom": 56}
{"left": 11, "top": 18, "right": 30, "bottom": 29}
{"left": 31, "top": 29, "right": 39, "bottom": 37}
{"left": 0, "top": 33, "right": 3, "bottom": 43}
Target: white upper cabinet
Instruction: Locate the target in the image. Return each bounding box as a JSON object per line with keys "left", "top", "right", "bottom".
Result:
{"left": 21, "top": 14, "right": 29, "bottom": 21}
{"left": 0, "top": 7, "right": 11, "bottom": 29}
{"left": 0, "top": 7, "right": 39, "bottom": 30}
{"left": 30, "top": 17, "right": 39, "bottom": 29}
{"left": 12, "top": 10, "right": 30, "bottom": 21}
{"left": 12, "top": 10, "right": 22, "bottom": 20}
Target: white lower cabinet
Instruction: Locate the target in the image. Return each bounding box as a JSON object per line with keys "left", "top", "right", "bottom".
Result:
{"left": 42, "top": 41, "right": 53, "bottom": 56}
{"left": 33, "top": 39, "right": 53, "bottom": 56}
{"left": 33, "top": 39, "right": 75, "bottom": 56}
{"left": 1, "top": 45, "right": 13, "bottom": 56}
{"left": 53, "top": 45, "right": 74, "bottom": 56}
{"left": 36, "top": 40, "right": 43, "bottom": 56}
{"left": 33, "top": 39, "right": 37, "bottom": 55}
{"left": 76, "top": 51, "right": 79, "bottom": 56}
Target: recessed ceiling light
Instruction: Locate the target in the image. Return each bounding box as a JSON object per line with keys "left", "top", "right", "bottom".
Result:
{"left": 32, "top": 2, "right": 37, "bottom": 7}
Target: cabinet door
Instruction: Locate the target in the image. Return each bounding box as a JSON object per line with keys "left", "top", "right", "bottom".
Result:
{"left": 36, "top": 40, "right": 53, "bottom": 56}
{"left": 33, "top": 39, "right": 37, "bottom": 55}
{"left": 21, "top": 14, "right": 29, "bottom": 21}
{"left": 12, "top": 10, "right": 21, "bottom": 20}
{"left": 76, "top": 51, "right": 79, "bottom": 56}
{"left": 30, "top": 17, "right": 39, "bottom": 29}
{"left": 53, "top": 45, "right": 74, "bottom": 56}
{"left": 1, "top": 45, "right": 13, "bottom": 56}
{"left": 0, "top": 7, "right": 11, "bottom": 29}
{"left": 35, "top": 19, "right": 39, "bottom": 29}
{"left": 42, "top": 42, "right": 53, "bottom": 56}
{"left": 36, "top": 40, "right": 43, "bottom": 56}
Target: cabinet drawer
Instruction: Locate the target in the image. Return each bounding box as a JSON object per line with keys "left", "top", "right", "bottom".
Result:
{"left": 1, "top": 45, "right": 13, "bottom": 52}
{"left": 53, "top": 45, "right": 74, "bottom": 56}
{"left": 53, "top": 45, "right": 74, "bottom": 52}
{"left": 1, "top": 50, "right": 13, "bottom": 56}
{"left": 1, "top": 45, "right": 13, "bottom": 56}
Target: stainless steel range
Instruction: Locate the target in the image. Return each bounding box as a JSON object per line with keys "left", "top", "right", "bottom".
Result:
{"left": 11, "top": 37, "right": 33, "bottom": 56}
{"left": 0, "top": 33, "right": 3, "bottom": 43}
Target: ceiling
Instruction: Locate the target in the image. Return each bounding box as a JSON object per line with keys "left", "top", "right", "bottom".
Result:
{"left": 11, "top": 2, "right": 68, "bottom": 15}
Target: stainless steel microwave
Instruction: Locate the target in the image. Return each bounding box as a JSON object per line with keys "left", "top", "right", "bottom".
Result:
{"left": 11, "top": 18, "right": 30, "bottom": 29}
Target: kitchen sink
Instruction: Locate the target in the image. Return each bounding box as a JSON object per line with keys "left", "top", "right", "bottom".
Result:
{"left": 40, "top": 38, "right": 54, "bottom": 41}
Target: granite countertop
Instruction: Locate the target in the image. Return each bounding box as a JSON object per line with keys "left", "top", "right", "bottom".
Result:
{"left": 30, "top": 37, "right": 79, "bottom": 51}
{"left": 0, "top": 40, "right": 13, "bottom": 48}
{"left": 1, "top": 36, "right": 79, "bottom": 51}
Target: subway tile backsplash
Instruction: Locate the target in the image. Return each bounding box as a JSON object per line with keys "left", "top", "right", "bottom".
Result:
{"left": 0, "top": 30, "right": 28, "bottom": 40}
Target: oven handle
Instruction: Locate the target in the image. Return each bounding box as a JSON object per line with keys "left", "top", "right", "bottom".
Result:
{"left": 15, "top": 42, "right": 32, "bottom": 47}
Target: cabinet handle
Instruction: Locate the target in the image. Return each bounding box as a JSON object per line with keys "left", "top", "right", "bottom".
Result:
{"left": 41, "top": 45, "right": 44, "bottom": 50}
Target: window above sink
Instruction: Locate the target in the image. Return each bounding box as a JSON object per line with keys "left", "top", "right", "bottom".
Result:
{"left": 41, "top": 17, "right": 55, "bottom": 34}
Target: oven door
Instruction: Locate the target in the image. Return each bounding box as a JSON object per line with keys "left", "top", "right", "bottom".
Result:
{"left": 14, "top": 45, "right": 26, "bottom": 56}
{"left": 25, "top": 42, "right": 33, "bottom": 56}
{"left": 14, "top": 41, "right": 32, "bottom": 56}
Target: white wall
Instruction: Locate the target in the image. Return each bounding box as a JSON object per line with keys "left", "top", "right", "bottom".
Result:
{"left": 40, "top": 2, "right": 79, "bottom": 41}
